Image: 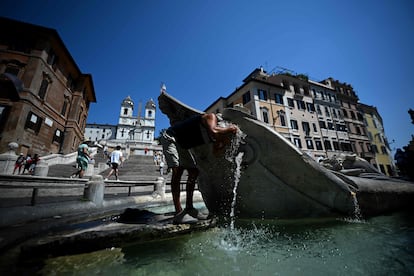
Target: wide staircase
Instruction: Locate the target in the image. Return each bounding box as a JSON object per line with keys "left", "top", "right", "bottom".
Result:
{"left": 47, "top": 150, "right": 171, "bottom": 182}
{"left": 100, "top": 155, "right": 168, "bottom": 181}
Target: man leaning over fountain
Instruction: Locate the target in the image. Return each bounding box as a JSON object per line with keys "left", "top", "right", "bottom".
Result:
{"left": 160, "top": 113, "right": 238, "bottom": 224}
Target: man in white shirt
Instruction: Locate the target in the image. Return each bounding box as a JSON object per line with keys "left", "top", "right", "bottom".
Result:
{"left": 105, "top": 145, "right": 123, "bottom": 181}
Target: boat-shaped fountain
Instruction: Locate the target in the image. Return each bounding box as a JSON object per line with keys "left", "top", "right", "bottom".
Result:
{"left": 158, "top": 91, "right": 414, "bottom": 219}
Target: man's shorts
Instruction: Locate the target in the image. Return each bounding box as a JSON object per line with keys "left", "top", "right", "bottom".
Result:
{"left": 160, "top": 130, "right": 196, "bottom": 169}
{"left": 111, "top": 162, "right": 119, "bottom": 170}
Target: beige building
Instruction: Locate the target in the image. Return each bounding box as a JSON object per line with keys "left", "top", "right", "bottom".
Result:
{"left": 359, "top": 103, "right": 395, "bottom": 176}
{"left": 207, "top": 68, "right": 290, "bottom": 138}
{"left": 322, "top": 78, "right": 373, "bottom": 162}
{"left": 309, "top": 80, "right": 351, "bottom": 159}
{"left": 206, "top": 68, "right": 326, "bottom": 160}
{"left": 206, "top": 68, "right": 392, "bottom": 165}
{"left": 0, "top": 17, "right": 96, "bottom": 156}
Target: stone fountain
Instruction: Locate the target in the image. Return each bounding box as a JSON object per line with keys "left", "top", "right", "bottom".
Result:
{"left": 158, "top": 91, "right": 414, "bottom": 219}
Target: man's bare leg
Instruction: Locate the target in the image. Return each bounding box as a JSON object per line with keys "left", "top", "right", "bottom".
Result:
{"left": 171, "top": 166, "right": 184, "bottom": 213}
{"left": 185, "top": 168, "right": 199, "bottom": 210}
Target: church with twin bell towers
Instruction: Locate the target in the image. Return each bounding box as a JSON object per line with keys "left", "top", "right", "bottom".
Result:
{"left": 85, "top": 96, "right": 159, "bottom": 156}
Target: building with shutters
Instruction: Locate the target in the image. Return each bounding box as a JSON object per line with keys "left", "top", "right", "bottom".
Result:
{"left": 0, "top": 17, "right": 96, "bottom": 156}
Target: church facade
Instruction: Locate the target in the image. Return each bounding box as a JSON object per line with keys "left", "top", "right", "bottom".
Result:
{"left": 85, "top": 96, "right": 159, "bottom": 155}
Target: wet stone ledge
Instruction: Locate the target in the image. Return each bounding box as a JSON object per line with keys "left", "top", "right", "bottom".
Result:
{"left": 18, "top": 209, "right": 216, "bottom": 260}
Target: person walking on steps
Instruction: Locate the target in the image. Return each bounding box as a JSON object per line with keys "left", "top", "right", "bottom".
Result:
{"left": 13, "top": 153, "right": 25, "bottom": 174}
{"left": 160, "top": 112, "right": 238, "bottom": 224}
{"left": 76, "top": 141, "right": 91, "bottom": 178}
{"left": 105, "top": 145, "right": 123, "bottom": 181}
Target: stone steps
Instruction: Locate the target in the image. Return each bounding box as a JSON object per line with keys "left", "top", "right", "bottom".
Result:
{"left": 47, "top": 154, "right": 172, "bottom": 181}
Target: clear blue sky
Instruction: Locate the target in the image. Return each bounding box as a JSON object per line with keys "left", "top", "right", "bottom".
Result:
{"left": 2, "top": 0, "right": 413, "bottom": 152}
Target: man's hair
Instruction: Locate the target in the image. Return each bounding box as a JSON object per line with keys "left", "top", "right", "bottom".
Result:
{"left": 116, "top": 145, "right": 121, "bottom": 150}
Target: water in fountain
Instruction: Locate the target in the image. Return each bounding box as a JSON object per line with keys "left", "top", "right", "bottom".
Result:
{"left": 224, "top": 129, "right": 246, "bottom": 230}
{"left": 35, "top": 212, "right": 414, "bottom": 275}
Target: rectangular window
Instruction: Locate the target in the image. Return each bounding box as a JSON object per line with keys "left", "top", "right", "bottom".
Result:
{"left": 350, "top": 111, "right": 356, "bottom": 120}
{"left": 316, "top": 105, "right": 322, "bottom": 115}
{"left": 324, "top": 140, "right": 332, "bottom": 150}
{"left": 328, "top": 122, "right": 334, "bottom": 130}
{"left": 38, "top": 79, "right": 49, "bottom": 100}
{"left": 306, "top": 102, "right": 315, "bottom": 112}
{"left": 293, "top": 137, "right": 302, "bottom": 148}
{"left": 315, "top": 140, "right": 323, "bottom": 150}
{"left": 258, "top": 89, "right": 268, "bottom": 101}
{"left": 242, "top": 92, "right": 251, "bottom": 104}
{"left": 302, "top": 122, "right": 310, "bottom": 135}
{"left": 290, "top": 119, "right": 298, "bottom": 130}
{"left": 61, "top": 100, "right": 68, "bottom": 116}
{"left": 319, "top": 121, "right": 326, "bottom": 129}
{"left": 333, "top": 141, "right": 340, "bottom": 150}
{"left": 296, "top": 100, "right": 306, "bottom": 110}
{"left": 280, "top": 114, "right": 286, "bottom": 126}
{"left": 325, "top": 106, "right": 330, "bottom": 117}
{"left": 336, "top": 124, "right": 347, "bottom": 132}
{"left": 381, "top": 146, "right": 387, "bottom": 154}
{"left": 274, "top": 94, "right": 284, "bottom": 105}
{"left": 262, "top": 110, "right": 269, "bottom": 123}
{"left": 25, "top": 111, "right": 42, "bottom": 133}
{"left": 312, "top": 123, "right": 318, "bottom": 132}
{"left": 306, "top": 139, "right": 314, "bottom": 149}
{"left": 287, "top": 98, "right": 294, "bottom": 108}
{"left": 52, "top": 129, "right": 63, "bottom": 143}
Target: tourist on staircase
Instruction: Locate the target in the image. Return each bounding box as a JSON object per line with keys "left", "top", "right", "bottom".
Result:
{"left": 105, "top": 145, "right": 123, "bottom": 181}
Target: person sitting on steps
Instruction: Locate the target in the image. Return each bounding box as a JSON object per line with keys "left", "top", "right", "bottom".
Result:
{"left": 160, "top": 113, "right": 238, "bottom": 224}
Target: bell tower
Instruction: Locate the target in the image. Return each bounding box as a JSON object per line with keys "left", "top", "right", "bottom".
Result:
{"left": 118, "top": 96, "right": 134, "bottom": 125}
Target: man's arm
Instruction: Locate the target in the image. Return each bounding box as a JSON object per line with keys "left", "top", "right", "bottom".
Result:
{"left": 201, "top": 113, "right": 238, "bottom": 139}
{"left": 201, "top": 113, "right": 239, "bottom": 156}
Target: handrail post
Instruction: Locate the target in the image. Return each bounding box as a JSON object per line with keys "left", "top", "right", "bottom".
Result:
{"left": 83, "top": 175, "right": 104, "bottom": 206}
{"left": 152, "top": 177, "right": 165, "bottom": 199}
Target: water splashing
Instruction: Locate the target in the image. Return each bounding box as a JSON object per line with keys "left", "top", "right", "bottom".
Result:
{"left": 224, "top": 129, "right": 246, "bottom": 230}
{"left": 351, "top": 191, "right": 363, "bottom": 221}
{"left": 342, "top": 191, "right": 364, "bottom": 223}
{"left": 229, "top": 152, "right": 244, "bottom": 230}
